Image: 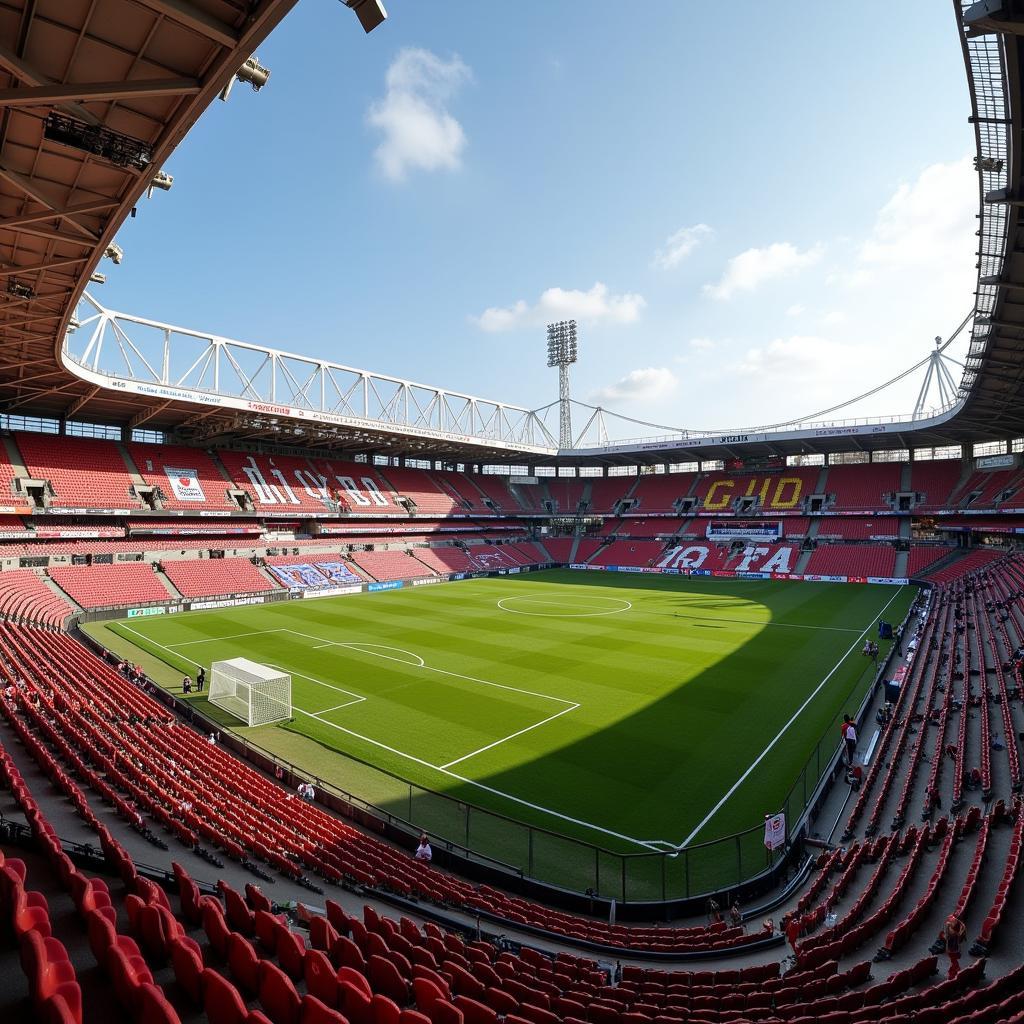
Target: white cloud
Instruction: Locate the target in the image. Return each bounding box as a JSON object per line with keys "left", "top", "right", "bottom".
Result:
{"left": 652, "top": 223, "right": 712, "bottom": 270}
{"left": 473, "top": 282, "right": 646, "bottom": 332}
{"left": 367, "top": 48, "right": 470, "bottom": 182}
{"left": 591, "top": 367, "right": 678, "bottom": 404}
{"left": 820, "top": 310, "right": 847, "bottom": 326}
{"left": 688, "top": 337, "right": 716, "bottom": 350}
{"left": 704, "top": 242, "right": 823, "bottom": 300}
{"left": 785, "top": 304, "right": 805, "bottom": 317}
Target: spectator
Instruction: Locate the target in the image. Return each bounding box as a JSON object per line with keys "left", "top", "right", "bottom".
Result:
{"left": 784, "top": 914, "right": 801, "bottom": 954}
{"left": 729, "top": 899, "right": 743, "bottom": 929}
{"left": 842, "top": 715, "right": 857, "bottom": 766}
{"left": 706, "top": 898, "right": 722, "bottom": 925}
{"left": 944, "top": 914, "right": 966, "bottom": 978}
{"left": 415, "top": 834, "right": 432, "bottom": 862}
{"left": 182, "top": 675, "right": 192, "bottom": 694}
{"left": 207, "top": 732, "right": 216, "bottom": 745}
{"left": 196, "top": 666, "right": 206, "bottom": 692}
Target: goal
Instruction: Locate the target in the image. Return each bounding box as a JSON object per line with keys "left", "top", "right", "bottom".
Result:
{"left": 209, "top": 657, "right": 292, "bottom": 727}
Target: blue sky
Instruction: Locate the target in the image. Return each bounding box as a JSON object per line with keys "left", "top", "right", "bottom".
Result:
{"left": 94, "top": 0, "right": 977, "bottom": 438}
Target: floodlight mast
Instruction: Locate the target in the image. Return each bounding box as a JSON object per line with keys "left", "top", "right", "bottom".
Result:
{"left": 546, "top": 320, "right": 578, "bottom": 449}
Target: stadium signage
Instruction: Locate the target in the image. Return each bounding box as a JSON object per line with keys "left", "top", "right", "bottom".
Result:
{"left": 126, "top": 605, "right": 177, "bottom": 617}
{"left": 413, "top": 576, "right": 447, "bottom": 586}
{"left": 717, "top": 434, "right": 750, "bottom": 444}
{"left": 706, "top": 520, "right": 782, "bottom": 541}
{"left": 302, "top": 585, "right": 362, "bottom": 598}
{"left": 188, "top": 595, "right": 268, "bottom": 611}
{"left": 977, "top": 453, "right": 1015, "bottom": 470}
{"left": 368, "top": 580, "right": 404, "bottom": 592}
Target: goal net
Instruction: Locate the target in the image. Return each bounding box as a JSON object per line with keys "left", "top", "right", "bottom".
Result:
{"left": 209, "top": 657, "right": 292, "bottom": 727}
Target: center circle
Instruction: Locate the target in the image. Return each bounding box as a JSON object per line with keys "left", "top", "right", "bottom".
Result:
{"left": 497, "top": 594, "right": 633, "bottom": 618}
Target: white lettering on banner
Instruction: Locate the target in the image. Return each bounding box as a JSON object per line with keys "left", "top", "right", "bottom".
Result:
{"left": 293, "top": 468, "right": 329, "bottom": 500}
{"left": 241, "top": 457, "right": 288, "bottom": 505}
{"left": 267, "top": 466, "right": 301, "bottom": 506}
{"left": 335, "top": 475, "right": 371, "bottom": 506}
{"left": 334, "top": 474, "right": 390, "bottom": 508}
{"left": 658, "top": 545, "right": 709, "bottom": 569}
{"left": 760, "top": 546, "right": 794, "bottom": 574}
{"left": 302, "top": 585, "right": 362, "bottom": 599}
{"left": 163, "top": 467, "right": 206, "bottom": 503}
{"left": 735, "top": 546, "right": 769, "bottom": 573}
{"left": 362, "top": 476, "right": 390, "bottom": 506}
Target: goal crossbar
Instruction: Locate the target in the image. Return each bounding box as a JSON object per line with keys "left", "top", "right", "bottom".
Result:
{"left": 209, "top": 657, "right": 291, "bottom": 727}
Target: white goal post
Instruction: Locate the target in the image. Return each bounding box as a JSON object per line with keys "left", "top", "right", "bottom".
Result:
{"left": 209, "top": 658, "right": 292, "bottom": 727}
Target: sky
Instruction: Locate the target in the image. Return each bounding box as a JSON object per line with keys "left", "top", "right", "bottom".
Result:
{"left": 90, "top": 0, "right": 979, "bottom": 441}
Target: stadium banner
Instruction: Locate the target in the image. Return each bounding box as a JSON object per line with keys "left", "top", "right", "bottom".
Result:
{"left": 661, "top": 567, "right": 681, "bottom": 575}
{"left": 313, "top": 562, "right": 363, "bottom": 586}
{"left": 302, "top": 585, "right": 362, "bottom": 599}
{"left": 711, "top": 570, "right": 735, "bottom": 578}
{"left": 706, "top": 520, "right": 782, "bottom": 541}
{"left": 736, "top": 571, "right": 771, "bottom": 580}
{"left": 507, "top": 567, "right": 521, "bottom": 574}
{"left": 450, "top": 572, "right": 467, "bottom": 581}
{"left": 413, "top": 576, "right": 448, "bottom": 586}
{"left": 569, "top": 563, "right": 589, "bottom": 570}
{"left": 266, "top": 563, "right": 328, "bottom": 589}
{"left": 764, "top": 813, "right": 786, "bottom": 851}
{"left": 368, "top": 581, "right": 404, "bottom": 592}
{"left": 977, "top": 453, "right": 1016, "bottom": 470}
{"left": 163, "top": 467, "right": 207, "bottom": 503}
{"left": 126, "top": 605, "right": 177, "bottom": 617}
{"left": 131, "top": 526, "right": 261, "bottom": 536}
{"left": 608, "top": 565, "right": 662, "bottom": 573}
{"left": 188, "top": 595, "right": 268, "bottom": 611}
{"left": 867, "top": 576, "right": 910, "bottom": 585}
{"left": 689, "top": 569, "right": 712, "bottom": 576}
{"left": 802, "top": 574, "right": 848, "bottom": 583}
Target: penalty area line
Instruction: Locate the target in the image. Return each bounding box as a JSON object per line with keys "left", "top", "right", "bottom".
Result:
{"left": 677, "top": 584, "right": 907, "bottom": 850}
{"left": 440, "top": 702, "right": 581, "bottom": 769}
{"left": 290, "top": 706, "right": 659, "bottom": 851}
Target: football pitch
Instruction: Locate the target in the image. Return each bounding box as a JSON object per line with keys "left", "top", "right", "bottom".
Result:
{"left": 90, "top": 570, "right": 914, "bottom": 896}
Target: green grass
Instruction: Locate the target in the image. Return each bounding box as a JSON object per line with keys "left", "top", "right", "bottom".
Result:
{"left": 88, "top": 570, "right": 914, "bottom": 898}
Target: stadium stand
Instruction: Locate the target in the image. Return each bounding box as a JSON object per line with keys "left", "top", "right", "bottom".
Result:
{"left": 546, "top": 479, "right": 585, "bottom": 514}
{"left": 804, "top": 544, "right": 898, "bottom": 578}
{"left": 827, "top": 463, "right": 902, "bottom": 512}
{"left": 540, "top": 537, "right": 574, "bottom": 562}
{"left": 587, "top": 477, "right": 631, "bottom": 513}
{"left": 48, "top": 564, "right": 172, "bottom": 608}
{"left": 466, "top": 474, "right": 514, "bottom": 512}
{"left": 160, "top": 559, "right": 278, "bottom": 599}
{"left": 614, "top": 517, "right": 684, "bottom": 537}
{"left": 0, "top": 514, "right": 25, "bottom": 533}
{"left": 126, "top": 443, "right": 240, "bottom": 511}
{"left": 630, "top": 473, "right": 697, "bottom": 513}
{"left": 0, "top": 570, "right": 73, "bottom": 627}
{"left": 218, "top": 451, "right": 333, "bottom": 513}
{"left": 377, "top": 467, "right": 462, "bottom": 516}
{"left": 349, "top": 549, "right": 437, "bottom": 582}
{"left": 910, "top": 459, "right": 965, "bottom": 513}
{"left": 925, "top": 548, "right": 1004, "bottom": 584}
{"left": 588, "top": 540, "right": 666, "bottom": 567}
{"left": 906, "top": 546, "right": 956, "bottom": 577}
{"left": 14, "top": 433, "right": 137, "bottom": 510}
{"left": 431, "top": 471, "right": 492, "bottom": 514}
{"left": 816, "top": 517, "right": 901, "bottom": 540}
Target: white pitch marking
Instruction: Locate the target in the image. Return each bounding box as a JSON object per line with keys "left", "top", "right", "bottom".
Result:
{"left": 116, "top": 623, "right": 653, "bottom": 850}
{"left": 289, "top": 706, "right": 659, "bottom": 851}
{"left": 676, "top": 585, "right": 908, "bottom": 849}
{"left": 164, "top": 628, "right": 287, "bottom": 648}
{"left": 311, "top": 698, "right": 365, "bottom": 715}
{"left": 671, "top": 612, "right": 861, "bottom": 633}
{"left": 441, "top": 702, "right": 581, "bottom": 769}
{"left": 497, "top": 595, "right": 633, "bottom": 618}
{"left": 283, "top": 628, "right": 573, "bottom": 707}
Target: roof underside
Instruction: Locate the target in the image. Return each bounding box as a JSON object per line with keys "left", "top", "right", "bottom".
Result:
{"left": 0, "top": 1, "right": 1023, "bottom": 467}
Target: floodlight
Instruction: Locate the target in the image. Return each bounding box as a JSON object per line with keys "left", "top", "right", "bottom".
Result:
{"left": 976, "top": 156, "right": 1004, "bottom": 174}
{"left": 220, "top": 55, "right": 270, "bottom": 100}
{"left": 89, "top": 272, "right": 106, "bottom": 284}
{"left": 147, "top": 171, "right": 174, "bottom": 198}
{"left": 7, "top": 278, "right": 34, "bottom": 300}
{"left": 43, "top": 113, "right": 151, "bottom": 170}
{"left": 103, "top": 242, "right": 124, "bottom": 264}
{"left": 67, "top": 316, "right": 81, "bottom": 332}
{"left": 343, "top": 0, "right": 387, "bottom": 33}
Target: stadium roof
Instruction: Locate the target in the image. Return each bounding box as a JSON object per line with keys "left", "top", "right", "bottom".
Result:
{"left": 1, "top": 1, "right": 1024, "bottom": 467}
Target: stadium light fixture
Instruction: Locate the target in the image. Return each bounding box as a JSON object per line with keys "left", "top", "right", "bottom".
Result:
{"left": 342, "top": 0, "right": 388, "bottom": 33}
{"left": 220, "top": 55, "right": 270, "bottom": 101}
{"left": 546, "top": 320, "right": 578, "bottom": 449}
{"left": 103, "top": 242, "right": 124, "bottom": 265}
{"left": 89, "top": 272, "right": 106, "bottom": 284}
{"left": 6, "top": 278, "right": 34, "bottom": 300}
{"left": 147, "top": 170, "right": 174, "bottom": 198}
{"left": 43, "top": 113, "right": 152, "bottom": 170}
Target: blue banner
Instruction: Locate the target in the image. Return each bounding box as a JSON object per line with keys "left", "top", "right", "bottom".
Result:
{"left": 368, "top": 580, "right": 404, "bottom": 592}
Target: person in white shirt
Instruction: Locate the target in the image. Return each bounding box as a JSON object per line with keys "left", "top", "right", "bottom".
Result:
{"left": 842, "top": 715, "right": 858, "bottom": 765}
{"left": 415, "top": 833, "right": 432, "bottom": 862}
